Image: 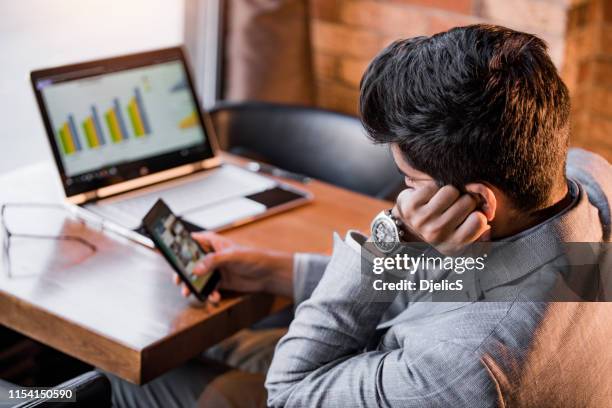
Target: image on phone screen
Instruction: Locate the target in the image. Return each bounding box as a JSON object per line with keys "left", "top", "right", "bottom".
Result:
{"left": 151, "top": 213, "right": 211, "bottom": 292}
{"left": 143, "top": 199, "right": 220, "bottom": 299}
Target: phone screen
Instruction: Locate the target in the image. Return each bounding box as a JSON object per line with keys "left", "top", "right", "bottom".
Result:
{"left": 151, "top": 212, "right": 213, "bottom": 292}
{"left": 142, "top": 199, "right": 223, "bottom": 301}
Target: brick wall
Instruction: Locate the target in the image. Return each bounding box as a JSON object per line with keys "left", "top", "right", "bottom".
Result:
{"left": 563, "top": 0, "right": 612, "bottom": 161}
{"left": 310, "top": 0, "right": 570, "bottom": 115}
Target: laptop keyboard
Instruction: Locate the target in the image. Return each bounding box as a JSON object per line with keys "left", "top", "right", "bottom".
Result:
{"left": 86, "top": 165, "right": 276, "bottom": 229}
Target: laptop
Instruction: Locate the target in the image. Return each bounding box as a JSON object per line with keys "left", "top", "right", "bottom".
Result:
{"left": 30, "top": 47, "right": 311, "bottom": 247}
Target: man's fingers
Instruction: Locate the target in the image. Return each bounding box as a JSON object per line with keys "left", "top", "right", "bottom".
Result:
{"left": 191, "top": 231, "right": 217, "bottom": 252}
{"left": 192, "top": 251, "right": 238, "bottom": 276}
{"left": 173, "top": 274, "right": 181, "bottom": 286}
{"left": 192, "top": 231, "right": 218, "bottom": 240}
{"left": 179, "top": 283, "right": 222, "bottom": 302}
{"left": 395, "top": 184, "right": 439, "bottom": 218}
{"left": 423, "top": 185, "right": 461, "bottom": 216}
{"left": 439, "top": 194, "right": 479, "bottom": 230}
{"left": 453, "top": 211, "right": 490, "bottom": 244}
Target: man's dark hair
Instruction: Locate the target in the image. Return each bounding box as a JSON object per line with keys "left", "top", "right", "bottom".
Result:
{"left": 360, "top": 24, "right": 570, "bottom": 211}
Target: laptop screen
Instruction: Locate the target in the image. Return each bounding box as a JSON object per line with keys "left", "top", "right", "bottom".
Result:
{"left": 31, "top": 48, "right": 215, "bottom": 199}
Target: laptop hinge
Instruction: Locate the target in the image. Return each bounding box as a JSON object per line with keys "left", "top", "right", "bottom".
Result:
{"left": 67, "top": 156, "right": 222, "bottom": 205}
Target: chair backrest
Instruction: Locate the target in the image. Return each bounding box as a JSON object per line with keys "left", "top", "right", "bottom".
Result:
{"left": 209, "top": 101, "right": 404, "bottom": 200}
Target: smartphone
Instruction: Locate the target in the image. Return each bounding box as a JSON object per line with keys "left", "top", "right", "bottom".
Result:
{"left": 143, "top": 199, "right": 220, "bottom": 301}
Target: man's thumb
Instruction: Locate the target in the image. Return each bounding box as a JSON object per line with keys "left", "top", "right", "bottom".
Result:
{"left": 193, "top": 251, "right": 235, "bottom": 275}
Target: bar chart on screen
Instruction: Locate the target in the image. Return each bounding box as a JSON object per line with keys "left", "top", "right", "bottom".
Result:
{"left": 42, "top": 60, "right": 206, "bottom": 177}
{"left": 105, "top": 99, "right": 130, "bottom": 143}
{"left": 57, "top": 87, "right": 153, "bottom": 155}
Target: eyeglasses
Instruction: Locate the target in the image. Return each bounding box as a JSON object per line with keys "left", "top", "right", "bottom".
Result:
{"left": 1, "top": 203, "right": 97, "bottom": 278}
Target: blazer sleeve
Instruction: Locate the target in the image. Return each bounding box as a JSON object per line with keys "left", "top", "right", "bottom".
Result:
{"left": 293, "top": 253, "right": 331, "bottom": 306}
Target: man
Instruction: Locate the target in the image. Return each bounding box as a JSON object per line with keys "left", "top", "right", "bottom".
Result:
{"left": 109, "top": 24, "right": 611, "bottom": 407}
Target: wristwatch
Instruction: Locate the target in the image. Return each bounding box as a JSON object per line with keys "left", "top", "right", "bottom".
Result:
{"left": 370, "top": 209, "right": 405, "bottom": 253}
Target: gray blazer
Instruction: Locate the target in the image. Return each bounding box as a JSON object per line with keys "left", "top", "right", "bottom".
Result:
{"left": 265, "top": 149, "right": 612, "bottom": 407}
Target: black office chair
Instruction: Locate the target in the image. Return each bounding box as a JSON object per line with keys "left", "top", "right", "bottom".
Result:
{"left": 0, "top": 371, "right": 111, "bottom": 408}
{"left": 208, "top": 101, "right": 404, "bottom": 200}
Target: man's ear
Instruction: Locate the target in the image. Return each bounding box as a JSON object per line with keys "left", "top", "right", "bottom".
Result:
{"left": 464, "top": 183, "right": 496, "bottom": 222}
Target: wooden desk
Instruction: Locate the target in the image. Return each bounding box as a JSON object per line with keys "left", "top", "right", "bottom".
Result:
{"left": 0, "top": 154, "right": 389, "bottom": 384}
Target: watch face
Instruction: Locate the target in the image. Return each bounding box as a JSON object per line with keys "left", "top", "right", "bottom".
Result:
{"left": 372, "top": 216, "right": 399, "bottom": 253}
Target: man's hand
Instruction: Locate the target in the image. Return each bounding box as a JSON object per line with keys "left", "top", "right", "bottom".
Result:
{"left": 173, "top": 232, "right": 294, "bottom": 302}
{"left": 393, "top": 183, "right": 491, "bottom": 255}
